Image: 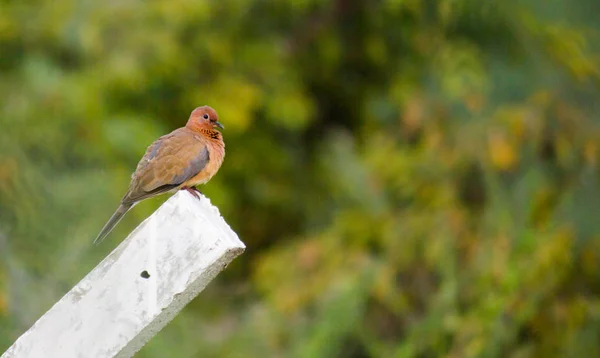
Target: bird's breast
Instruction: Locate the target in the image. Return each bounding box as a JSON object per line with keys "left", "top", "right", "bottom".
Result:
{"left": 183, "top": 141, "right": 225, "bottom": 187}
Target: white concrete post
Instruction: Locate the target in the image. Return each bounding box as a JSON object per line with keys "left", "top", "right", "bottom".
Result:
{"left": 1, "top": 191, "right": 245, "bottom": 358}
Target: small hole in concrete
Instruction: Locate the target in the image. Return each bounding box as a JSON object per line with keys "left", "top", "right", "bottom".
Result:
{"left": 140, "top": 270, "right": 150, "bottom": 279}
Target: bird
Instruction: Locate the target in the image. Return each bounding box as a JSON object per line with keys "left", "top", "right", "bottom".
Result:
{"left": 94, "top": 105, "right": 225, "bottom": 245}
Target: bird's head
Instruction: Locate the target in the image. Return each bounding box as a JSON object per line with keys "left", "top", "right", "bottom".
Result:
{"left": 186, "top": 106, "right": 224, "bottom": 132}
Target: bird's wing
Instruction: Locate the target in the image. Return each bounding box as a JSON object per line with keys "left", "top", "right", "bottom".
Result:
{"left": 123, "top": 128, "right": 210, "bottom": 204}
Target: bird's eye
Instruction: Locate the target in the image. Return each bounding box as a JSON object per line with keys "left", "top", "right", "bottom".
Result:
{"left": 203, "top": 114, "right": 209, "bottom": 120}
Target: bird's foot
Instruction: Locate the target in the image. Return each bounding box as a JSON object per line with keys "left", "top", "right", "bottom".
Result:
{"left": 182, "top": 186, "right": 202, "bottom": 199}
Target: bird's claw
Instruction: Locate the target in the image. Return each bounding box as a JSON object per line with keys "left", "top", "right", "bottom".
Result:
{"left": 183, "top": 186, "right": 202, "bottom": 199}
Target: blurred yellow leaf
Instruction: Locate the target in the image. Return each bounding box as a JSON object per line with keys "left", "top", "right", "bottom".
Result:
{"left": 488, "top": 131, "right": 518, "bottom": 171}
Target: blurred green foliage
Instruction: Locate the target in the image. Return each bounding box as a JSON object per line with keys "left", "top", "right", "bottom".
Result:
{"left": 1, "top": 0, "right": 600, "bottom": 357}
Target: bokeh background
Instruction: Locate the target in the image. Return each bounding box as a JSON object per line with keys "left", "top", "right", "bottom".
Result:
{"left": 1, "top": 0, "right": 600, "bottom": 357}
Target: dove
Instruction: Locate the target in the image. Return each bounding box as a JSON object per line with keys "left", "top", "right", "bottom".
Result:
{"left": 94, "top": 106, "right": 225, "bottom": 244}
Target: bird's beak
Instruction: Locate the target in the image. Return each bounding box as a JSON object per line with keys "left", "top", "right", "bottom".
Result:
{"left": 214, "top": 121, "right": 225, "bottom": 130}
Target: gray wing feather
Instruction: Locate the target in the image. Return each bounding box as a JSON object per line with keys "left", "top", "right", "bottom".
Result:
{"left": 170, "top": 146, "right": 210, "bottom": 184}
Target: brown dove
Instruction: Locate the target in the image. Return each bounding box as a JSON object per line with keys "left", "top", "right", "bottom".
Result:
{"left": 94, "top": 106, "right": 225, "bottom": 244}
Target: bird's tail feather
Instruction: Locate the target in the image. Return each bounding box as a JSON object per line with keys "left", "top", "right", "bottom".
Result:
{"left": 94, "top": 203, "right": 133, "bottom": 245}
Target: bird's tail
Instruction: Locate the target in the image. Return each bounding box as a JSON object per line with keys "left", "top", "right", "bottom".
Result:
{"left": 94, "top": 203, "right": 133, "bottom": 245}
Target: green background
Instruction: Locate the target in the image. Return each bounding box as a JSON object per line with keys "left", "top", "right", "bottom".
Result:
{"left": 1, "top": 0, "right": 600, "bottom": 357}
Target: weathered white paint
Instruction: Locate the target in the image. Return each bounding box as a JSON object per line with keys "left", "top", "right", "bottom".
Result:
{"left": 2, "top": 191, "right": 245, "bottom": 358}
